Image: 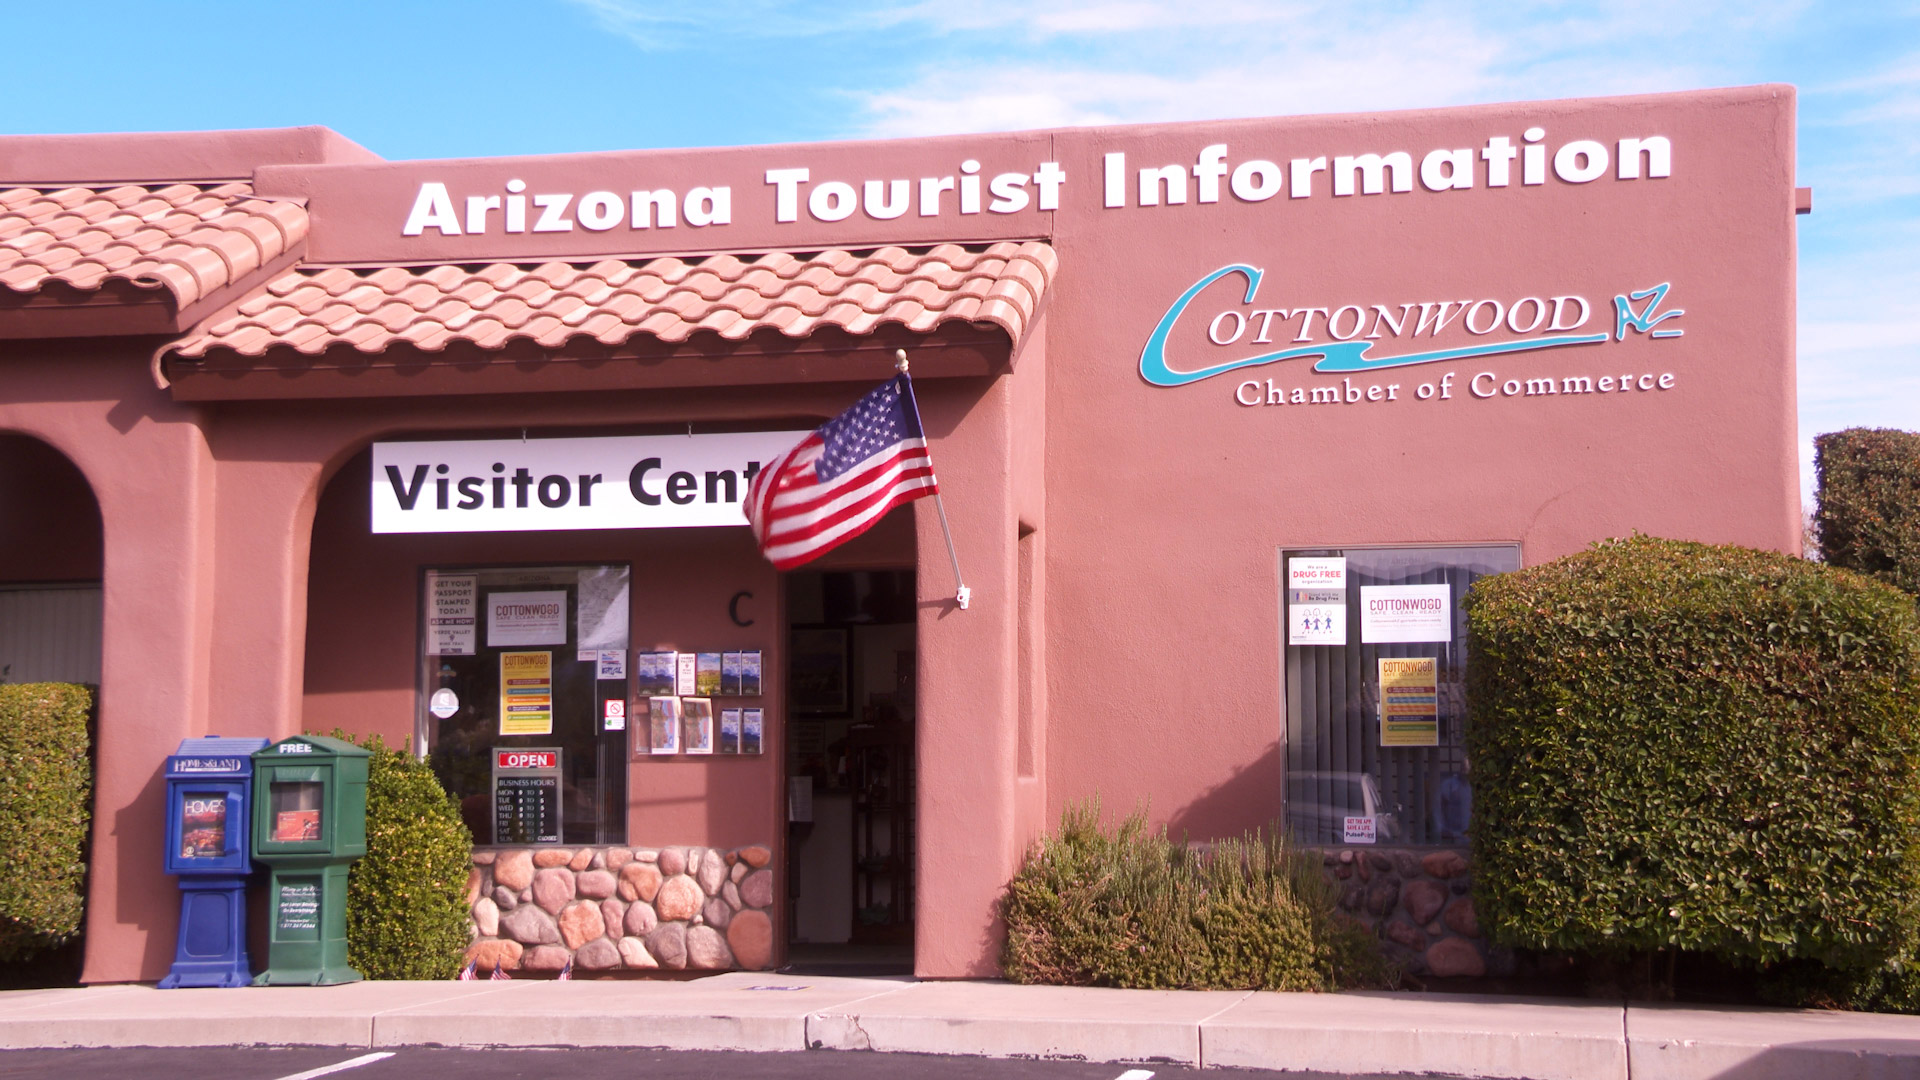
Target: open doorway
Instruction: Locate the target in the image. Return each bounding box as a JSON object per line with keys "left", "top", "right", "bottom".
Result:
{"left": 0, "top": 433, "right": 102, "bottom": 989}
{"left": 783, "top": 569, "right": 916, "bottom": 976}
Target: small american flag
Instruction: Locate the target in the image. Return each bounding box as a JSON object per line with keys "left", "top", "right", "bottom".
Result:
{"left": 556, "top": 956, "right": 573, "bottom": 982}
{"left": 458, "top": 958, "right": 476, "bottom": 981}
{"left": 745, "top": 373, "right": 938, "bottom": 570}
{"left": 489, "top": 962, "right": 510, "bottom": 981}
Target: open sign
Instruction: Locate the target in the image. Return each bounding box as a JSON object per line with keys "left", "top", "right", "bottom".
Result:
{"left": 496, "top": 750, "right": 557, "bottom": 771}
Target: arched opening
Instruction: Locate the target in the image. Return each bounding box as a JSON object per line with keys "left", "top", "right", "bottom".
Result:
{"left": 302, "top": 443, "right": 642, "bottom": 843}
{"left": 0, "top": 432, "right": 104, "bottom": 987}
{"left": 0, "top": 432, "right": 103, "bottom": 684}
{"left": 298, "top": 425, "right": 924, "bottom": 975}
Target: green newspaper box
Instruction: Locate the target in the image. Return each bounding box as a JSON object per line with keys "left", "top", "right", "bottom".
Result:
{"left": 250, "top": 734, "right": 369, "bottom": 986}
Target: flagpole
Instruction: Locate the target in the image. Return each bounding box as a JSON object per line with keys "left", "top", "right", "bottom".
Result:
{"left": 897, "top": 349, "right": 970, "bottom": 610}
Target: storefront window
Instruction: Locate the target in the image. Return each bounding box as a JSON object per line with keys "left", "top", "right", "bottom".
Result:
{"left": 1281, "top": 545, "right": 1519, "bottom": 847}
{"left": 418, "top": 564, "right": 630, "bottom": 845}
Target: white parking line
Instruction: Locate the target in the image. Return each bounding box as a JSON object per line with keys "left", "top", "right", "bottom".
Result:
{"left": 1114, "top": 1071, "right": 1156, "bottom": 1080}
{"left": 271, "top": 1051, "right": 396, "bottom": 1080}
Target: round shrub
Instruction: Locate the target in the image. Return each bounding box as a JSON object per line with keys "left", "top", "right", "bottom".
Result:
{"left": 1816, "top": 427, "right": 1920, "bottom": 596}
{"left": 1001, "top": 803, "right": 1390, "bottom": 991}
{"left": 336, "top": 731, "right": 472, "bottom": 980}
{"left": 1464, "top": 536, "right": 1920, "bottom": 976}
{"left": 0, "top": 684, "right": 91, "bottom": 962}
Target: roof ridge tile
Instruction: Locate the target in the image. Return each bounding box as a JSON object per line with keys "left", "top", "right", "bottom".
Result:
{"left": 161, "top": 242, "right": 1055, "bottom": 367}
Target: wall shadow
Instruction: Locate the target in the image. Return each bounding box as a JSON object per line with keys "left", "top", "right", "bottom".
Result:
{"left": 1166, "top": 741, "right": 1283, "bottom": 842}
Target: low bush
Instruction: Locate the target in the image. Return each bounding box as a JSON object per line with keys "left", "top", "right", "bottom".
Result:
{"left": 0, "top": 684, "right": 92, "bottom": 962}
{"left": 1464, "top": 536, "right": 1920, "bottom": 992}
{"left": 1815, "top": 427, "right": 1920, "bottom": 595}
{"left": 1001, "top": 802, "right": 1391, "bottom": 991}
{"left": 335, "top": 731, "right": 473, "bottom": 980}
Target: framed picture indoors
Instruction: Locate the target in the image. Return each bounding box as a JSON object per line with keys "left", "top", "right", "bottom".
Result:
{"left": 788, "top": 627, "right": 849, "bottom": 716}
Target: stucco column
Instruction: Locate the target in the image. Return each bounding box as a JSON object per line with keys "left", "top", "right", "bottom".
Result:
{"left": 201, "top": 445, "right": 328, "bottom": 746}
{"left": 912, "top": 374, "right": 1022, "bottom": 977}
{"left": 0, "top": 346, "right": 217, "bottom": 984}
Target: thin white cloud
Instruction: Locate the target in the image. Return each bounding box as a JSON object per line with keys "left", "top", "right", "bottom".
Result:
{"left": 566, "top": 0, "right": 913, "bottom": 48}
{"left": 833, "top": 1, "right": 1782, "bottom": 136}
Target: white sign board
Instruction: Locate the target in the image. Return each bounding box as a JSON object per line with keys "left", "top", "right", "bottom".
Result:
{"left": 488, "top": 590, "right": 567, "bottom": 647}
{"left": 1343, "top": 816, "right": 1377, "bottom": 844}
{"left": 1290, "top": 603, "right": 1346, "bottom": 646}
{"left": 596, "top": 649, "right": 626, "bottom": 680}
{"left": 372, "top": 431, "right": 809, "bottom": 533}
{"left": 1360, "top": 584, "right": 1453, "bottom": 643}
{"left": 1288, "top": 557, "right": 1346, "bottom": 590}
{"left": 1287, "top": 557, "right": 1347, "bottom": 646}
{"left": 424, "top": 572, "right": 477, "bottom": 655}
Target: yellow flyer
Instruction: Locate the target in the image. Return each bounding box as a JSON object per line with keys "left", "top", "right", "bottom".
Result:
{"left": 499, "top": 650, "right": 554, "bottom": 735}
{"left": 1379, "top": 656, "right": 1439, "bottom": 747}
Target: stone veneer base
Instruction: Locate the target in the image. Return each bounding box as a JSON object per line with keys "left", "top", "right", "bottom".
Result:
{"left": 1311, "top": 846, "right": 1498, "bottom": 979}
{"left": 465, "top": 844, "right": 777, "bottom": 974}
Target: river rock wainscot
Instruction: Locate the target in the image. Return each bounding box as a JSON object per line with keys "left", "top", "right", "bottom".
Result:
{"left": 465, "top": 844, "right": 776, "bottom": 974}
{"left": 1314, "top": 847, "right": 1492, "bottom": 979}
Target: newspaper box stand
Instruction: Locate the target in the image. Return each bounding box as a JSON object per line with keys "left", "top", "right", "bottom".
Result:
{"left": 249, "top": 734, "right": 369, "bottom": 986}
{"left": 158, "top": 736, "right": 270, "bottom": 988}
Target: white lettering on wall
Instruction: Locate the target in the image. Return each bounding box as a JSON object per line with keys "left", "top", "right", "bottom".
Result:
{"left": 399, "top": 128, "right": 1671, "bottom": 235}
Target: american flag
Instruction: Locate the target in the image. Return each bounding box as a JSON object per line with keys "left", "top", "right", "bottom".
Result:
{"left": 745, "top": 374, "right": 939, "bottom": 570}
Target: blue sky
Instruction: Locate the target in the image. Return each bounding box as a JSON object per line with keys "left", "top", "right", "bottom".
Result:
{"left": 5, "top": 1, "right": 1914, "bottom": 505}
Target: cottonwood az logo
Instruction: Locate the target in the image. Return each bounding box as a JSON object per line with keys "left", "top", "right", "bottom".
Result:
{"left": 1139, "top": 265, "right": 1685, "bottom": 406}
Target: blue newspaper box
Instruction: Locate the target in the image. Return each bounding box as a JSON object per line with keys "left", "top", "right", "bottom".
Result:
{"left": 159, "top": 736, "right": 268, "bottom": 988}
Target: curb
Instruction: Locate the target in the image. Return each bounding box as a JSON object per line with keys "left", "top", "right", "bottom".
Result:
{"left": 4, "top": 978, "right": 1920, "bottom": 1078}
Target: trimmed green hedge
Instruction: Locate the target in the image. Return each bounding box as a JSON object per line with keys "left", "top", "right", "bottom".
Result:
{"left": 1001, "top": 803, "right": 1391, "bottom": 991}
{"left": 336, "top": 732, "right": 472, "bottom": 980}
{"left": 1464, "top": 536, "right": 1920, "bottom": 980}
{"left": 0, "top": 684, "right": 92, "bottom": 962}
{"left": 1816, "top": 427, "right": 1920, "bottom": 596}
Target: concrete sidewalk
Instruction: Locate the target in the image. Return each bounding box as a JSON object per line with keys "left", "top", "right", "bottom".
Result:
{"left": 2, "top": 974, "right": 1919, "bottom": 1079}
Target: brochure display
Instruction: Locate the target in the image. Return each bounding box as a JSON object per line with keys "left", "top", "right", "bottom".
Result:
{"left": 695, "top": 653, "right": 723, "bottom": 696}
{"left": 634, "top": 652, "right": 675, "bottom": 696}
{"left": 250, "top": 734, "right": 369, "bottom": 986}
{"left": 649, "top": 697, "right": 682, "bottom": 755}
{"left": 683, "top": 698, "right": 715, "bottom": 754}
{"left": 159, "top": 736, "right": 270, "bottom": 989}
{"left": 633, "top": 648, "right": 765, "bottom": 756}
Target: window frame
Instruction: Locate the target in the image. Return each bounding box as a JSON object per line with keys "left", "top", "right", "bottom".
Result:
{"left": 1277, "top": 542, "right": 1520, "bottom": 848}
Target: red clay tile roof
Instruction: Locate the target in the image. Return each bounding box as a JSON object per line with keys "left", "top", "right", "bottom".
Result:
{"left": 0, "top": 182, "right": 307, "bottom": 310}
{"left": 164, "top": 241, "right": 1056, "bottom": 362}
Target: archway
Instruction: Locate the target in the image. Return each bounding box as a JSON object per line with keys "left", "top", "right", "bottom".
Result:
{"left": 0, "top": 432, "right": 103, "bottom": 987}
{"left": 0, "top": 431, "right": 103, "bottom": 683}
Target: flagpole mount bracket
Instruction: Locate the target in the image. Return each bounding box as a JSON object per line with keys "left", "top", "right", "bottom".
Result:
{"left": 894, "top": 348, "right": 909, "bottom": 374}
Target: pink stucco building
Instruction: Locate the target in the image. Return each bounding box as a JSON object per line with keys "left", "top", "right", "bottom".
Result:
{"left": 0, "top": 85, "right": 1802, "bottom": 982}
